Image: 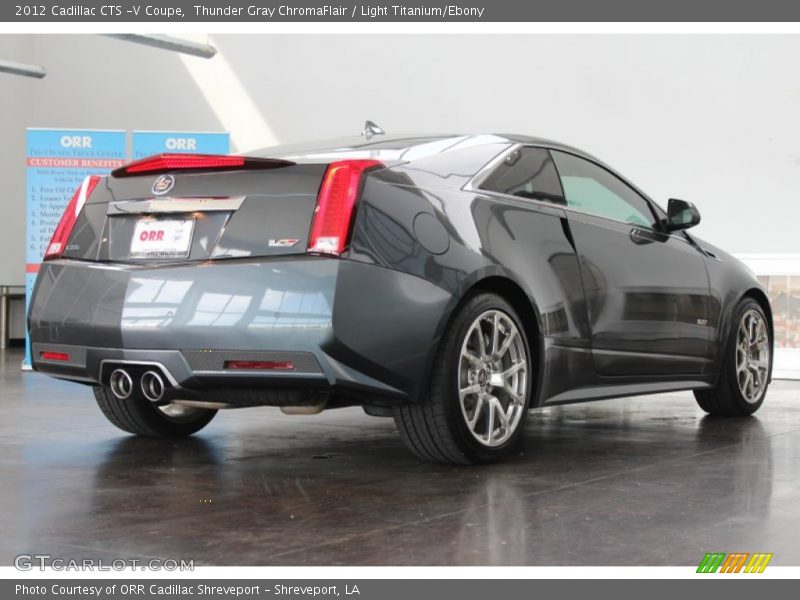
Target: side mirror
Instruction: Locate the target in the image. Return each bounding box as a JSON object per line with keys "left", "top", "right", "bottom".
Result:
{"left": 664, "top": 198, "right": 701, "bottom": 232}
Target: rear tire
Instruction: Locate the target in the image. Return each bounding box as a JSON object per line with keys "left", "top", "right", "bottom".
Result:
{"left": 394, "top": 293, "right": 533, "bottom": 464}
{"left": 694, "top": 298, "right": 771, "bottom": 417}
{"left": 94, "top": 386, "right": 217, "bottom": 437}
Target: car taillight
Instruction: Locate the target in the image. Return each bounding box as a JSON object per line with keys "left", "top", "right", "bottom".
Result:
{"left": 307, "top": 160, "right": 381, "bottom": 257}
{"left": 111, "top": 153, "right": 294, "bottom": 177}
{"left": 44, "top": 175, "right": 101, "bottom": 261}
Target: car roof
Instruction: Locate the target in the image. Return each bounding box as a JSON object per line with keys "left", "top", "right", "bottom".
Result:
{"left": 252, "top": 133, "right": 599, "bottom": 164}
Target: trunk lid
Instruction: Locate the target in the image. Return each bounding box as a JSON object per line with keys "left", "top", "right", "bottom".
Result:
{"left": 64, "top": 163, "right": 329, "bottom": 263}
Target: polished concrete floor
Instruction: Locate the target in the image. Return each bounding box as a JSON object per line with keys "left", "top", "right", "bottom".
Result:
{"left": 1, "top": 348, "right": 799, "bottom": 566}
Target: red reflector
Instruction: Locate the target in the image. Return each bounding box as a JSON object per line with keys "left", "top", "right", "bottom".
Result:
{"left": 40, "top": 351, "right": 70, "bottom": 362}
{"left": 308, "top": 159, "right": 382, "bottom": 256}
{"left": 224, "top": 360, "right": 295, "bottom": 371}
{"left": 111, "top": 153, "right": 294, "bottom": 177}
{"left": 44, "top": 175, "right": 101, "bottom": 261}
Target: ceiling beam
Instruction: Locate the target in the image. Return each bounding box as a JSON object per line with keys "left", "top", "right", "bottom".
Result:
{"left": 0, "top": 59, "right": 46, "bottom": 79}
{"left": 104, "top": 34, "right": 217, "bottom": 59}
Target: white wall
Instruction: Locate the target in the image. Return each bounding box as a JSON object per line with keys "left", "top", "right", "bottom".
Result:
{"left": 0, "top": 36, "right": 35, "bottom": 284}
{"left": 2, "top": 33, "right": 800, "bottom": 285}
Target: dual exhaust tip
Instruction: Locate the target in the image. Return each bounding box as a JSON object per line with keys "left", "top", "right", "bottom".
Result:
{"left": 109, "top": 368, "right": 166, "bottom": 403}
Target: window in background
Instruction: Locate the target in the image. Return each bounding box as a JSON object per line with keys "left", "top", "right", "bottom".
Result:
{"left": 757, "top": 275, "right": 800, "bottom": 349}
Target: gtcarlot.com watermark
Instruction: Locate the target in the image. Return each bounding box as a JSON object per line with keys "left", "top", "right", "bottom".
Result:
{"left": 14, "top": 554, "right": 194, "bottom": 571}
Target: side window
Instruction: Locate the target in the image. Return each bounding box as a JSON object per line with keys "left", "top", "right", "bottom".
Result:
{"left": 551, "top": 151, "right": 656, "bottom": 228}
{"left": 479, "top": 147, "right": 565, "bottom": 205}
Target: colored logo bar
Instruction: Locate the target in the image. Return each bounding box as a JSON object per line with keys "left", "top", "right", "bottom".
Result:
{"left": 697, "top": 552, "right": 773, "bottom": 573}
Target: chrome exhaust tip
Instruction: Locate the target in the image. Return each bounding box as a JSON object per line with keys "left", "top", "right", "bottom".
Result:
{"left": 140, "top": 370, "right": 166, "bottom": 404}
{"left": 109, "top": 369, "right": 134, "bottom": 400}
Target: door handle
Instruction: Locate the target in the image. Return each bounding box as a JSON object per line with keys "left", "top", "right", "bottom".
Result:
{"left": 629, "top": 228, "right": 654, "bottom": 245}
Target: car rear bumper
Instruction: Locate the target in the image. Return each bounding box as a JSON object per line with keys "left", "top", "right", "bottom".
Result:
{"left": 31, "top": 343, "right": 334, "bottom": 406}
{"left": 28, "top": 256, "right": 454, "bottom": 406}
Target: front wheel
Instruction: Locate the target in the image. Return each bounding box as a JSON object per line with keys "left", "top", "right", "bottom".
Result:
{"left": 394, "top": 293, "right": 533, "bottom": 464}
{"left": 94, "top": 386, "right": 217, "bottom": 437}
{"left": 695, "top": 298, "right": 771, "bottom": 416}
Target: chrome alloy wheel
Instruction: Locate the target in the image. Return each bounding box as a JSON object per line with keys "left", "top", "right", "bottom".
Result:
{"left": 736, "top": 308, "right": 770, "bottom": 403}
{"left": 458, "top": 309, "right": 528, "bottom": 447}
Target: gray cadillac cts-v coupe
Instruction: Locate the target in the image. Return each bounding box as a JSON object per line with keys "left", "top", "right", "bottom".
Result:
{"left": 28, "top": 132, "right": 773, "bottom": 464}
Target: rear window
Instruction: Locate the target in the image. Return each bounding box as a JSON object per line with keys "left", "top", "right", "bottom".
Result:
{"left": 255, "top": 136, "right": 450, "bottom": 160}
{"left": 257, "top": 135, "right": 511, "bottom": 166}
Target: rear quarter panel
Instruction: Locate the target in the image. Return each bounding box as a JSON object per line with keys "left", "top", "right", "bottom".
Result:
{"left": 348, "top": 166, "right": 592, "bottom": 405}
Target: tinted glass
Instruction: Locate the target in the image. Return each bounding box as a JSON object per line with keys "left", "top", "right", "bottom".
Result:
{"left": 479, "top": 147, "right": 564, "bottom": 205}
{"left": 551, "top": 151, "right": 656, "bottom": 228}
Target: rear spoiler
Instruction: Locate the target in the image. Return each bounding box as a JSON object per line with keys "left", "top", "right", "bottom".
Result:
{"left": 111, "top": 153, "right": 295, "bottom": 178}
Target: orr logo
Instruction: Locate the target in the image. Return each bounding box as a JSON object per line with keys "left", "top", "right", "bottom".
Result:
{"left": 697, "top": 552, "right": 773, "bottom": 573}
{"left": 139, "top": 229, "right": 166, "bottom": 243}
{"left": 60, "top": 135, "right": 92, "bottom": 148}
{"left": 164, "top": 137, "right": 197, "bottom": 151}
